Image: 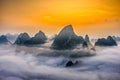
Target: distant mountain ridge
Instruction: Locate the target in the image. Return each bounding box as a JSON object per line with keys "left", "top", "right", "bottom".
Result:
{"left": 95, "top": 36, "right": 117, "bottom": 46}
{"left": 14, "top": 31, "right": 47, "bottom": 45}
{"left": 0, "top": 35, "right": 10, "bottom": 44}
{"left": 0, "top": 25, "right": 118, "bottom": 48}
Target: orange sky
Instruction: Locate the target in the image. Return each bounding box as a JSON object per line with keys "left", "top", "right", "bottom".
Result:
{"left": 0, "top": 0, "right": 120, "bottom": 37}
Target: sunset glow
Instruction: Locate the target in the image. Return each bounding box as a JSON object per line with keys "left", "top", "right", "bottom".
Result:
{"left": 0, "top": 0, "right": 120, "bottom": 37}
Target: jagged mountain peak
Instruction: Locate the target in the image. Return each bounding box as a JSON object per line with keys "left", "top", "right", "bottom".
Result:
{"left": 14, "top": 31, "right": 47, "bottom": 45}
{"left": 95, "top": 36, "right": 117, "bottom": 46}
{"left": 107, "top": 36, "right": 113, "bottom": 40}
{"left": 52, "top": 25, "right": 84, "bottom": 49}
{"left": 85, "top": 34, "right": 90, "bottom": 43}
{"left": 59, "top": 25, "right": 74, "bottom": 35}
{"left": 63, "top": 24, "right": 73, "bottom": 30}
{"left": 35, "top": 30, "right": 45, "bottom": 37}
{"left": 19, "top": 33, "right": 30, "bottom": 38}
{"left": 0, "top": 35, "right": 10, "bottom": 44}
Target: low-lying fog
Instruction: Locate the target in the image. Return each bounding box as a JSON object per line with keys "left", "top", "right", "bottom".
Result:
{"left": 0, "top": 43, "right": 120, "bottom": 80}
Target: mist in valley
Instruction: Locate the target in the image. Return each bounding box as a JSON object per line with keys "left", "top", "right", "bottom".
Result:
{"left": 0, "top": 42, "right": 120, "bottom": 80}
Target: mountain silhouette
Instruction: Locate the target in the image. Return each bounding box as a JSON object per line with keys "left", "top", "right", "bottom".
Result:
{"left": 14, "top": 31, "right": 47, "bottom": 45}
{"left": 52, "top": 25, "right": 84, "bottom": 49}
{"left": 0, "top": 35, "right": 10, "bottom": 44}
{"left": 95, "top": 36, "right": 117, "bottom": 46}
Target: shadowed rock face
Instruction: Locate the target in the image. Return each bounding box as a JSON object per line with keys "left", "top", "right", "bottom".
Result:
{"left": 30, "top": 31, "right": 47, "bottom": 44}
{"left": 65, "top": 60, "right": 78, "bottom": 67}
{"left": 85, "top": 35, "right": 90, "bottom": 43}
{"left": 14, "top": 31, "right": 47, "bottom": 45}
{"left": 14, "top": 33, "right": 31, "bottom": 45}
{"left": 83, "top": 35, "right": 95, "bottom": 50}
{"left": 95, "top": 36, "right": 117, "bottom": 46}
{"left": 82, "top": 35, "right": 90, "bottom": 48}
{"left": 52, "top": 25, "right": 84, "bottom": 49}
{"left": 65, "top": 61, "right": 74, "bottom": 67}
{"left": 0, "top": 35, "right": 9, "bottom": 44}
{"left": 82, "top": 41, "right": 88, "bottom": 48}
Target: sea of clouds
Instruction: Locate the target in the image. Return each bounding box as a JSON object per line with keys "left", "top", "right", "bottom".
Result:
{"left": 0, "top": 43, "right": 120, "bottom": 80}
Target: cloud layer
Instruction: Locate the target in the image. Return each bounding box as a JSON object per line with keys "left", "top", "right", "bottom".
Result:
{"left": 0, "top": 44, "right": 120, "bottom": 80}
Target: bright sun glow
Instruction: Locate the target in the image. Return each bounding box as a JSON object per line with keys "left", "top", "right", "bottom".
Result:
{"left": 0, "top": 0, "right": 120, "bottom": 37}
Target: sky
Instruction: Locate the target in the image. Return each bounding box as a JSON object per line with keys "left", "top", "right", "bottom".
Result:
{"left": 0, "top": 0, "right": 120, "bottom": 38}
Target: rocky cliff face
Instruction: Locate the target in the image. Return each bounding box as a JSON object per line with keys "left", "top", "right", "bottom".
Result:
{"left": 14, "top": 31, "right": 47, "bottom": 45}
{"left": 95, "top": 36, "right": 117, "bottom": 46}
{"left": 30, "top": 31, "right": 47, "bottom": 44}
{"left": 0, "top": 35, "right": 9, "bottom": 44}
{"left": 52, "top": 25, "right": 84, "bottom": 49}
{"left": 85, "top": 35, "right": 90, "bottom": 43}
{"left": 14, "top": 33, "right": 31, "bottom": 45}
